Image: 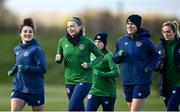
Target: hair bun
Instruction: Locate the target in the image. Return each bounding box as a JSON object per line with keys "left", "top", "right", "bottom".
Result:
{"left": 23, "top": 18, "right": 34, "bottom": 27}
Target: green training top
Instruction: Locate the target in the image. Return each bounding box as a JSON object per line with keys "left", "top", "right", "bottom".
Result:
{"left": 57, "top": 36, "right": 104, "bottom": 84}
{"left": 90, "top": 50, "right": 119, "bottom": 97}
{"left": 166, "top": 39, "right": 180, "bottom": 88}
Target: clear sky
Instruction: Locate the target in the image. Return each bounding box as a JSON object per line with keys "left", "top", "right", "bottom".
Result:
{"left": 5, "top": 0, "right": 180, "bottom": 18}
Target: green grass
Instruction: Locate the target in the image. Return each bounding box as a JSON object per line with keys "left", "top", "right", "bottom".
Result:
{"left": 0, "top": 33, "right": 167, "bottom": 111}
{"left": 0, "top": 84, "right": 166, "bottom": 111}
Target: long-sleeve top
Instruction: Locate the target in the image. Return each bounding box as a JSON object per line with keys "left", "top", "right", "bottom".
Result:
{"left": 156, "top": 38, "right": 180, "bottom": 95}
{"left": 90, "top": 50, "right": 118, "bottom": 97}
{"left": 56, "top": 35, "right": 104, "bottom": 84}
{"left": 11, "top": 39, "right": 47, "bottom": 94}
{"left": 113, "top": 28, "right": 159, "bottom": 85}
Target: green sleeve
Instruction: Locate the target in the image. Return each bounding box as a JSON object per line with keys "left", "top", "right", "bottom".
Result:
{"left": 96, "top": 54, "right": 119, "bottom": 78}
{"left": 56, "top": 38, "right": 64, "bottom": 64}
{"left": 88, "top": 40, "right": 104, "bottom": 68}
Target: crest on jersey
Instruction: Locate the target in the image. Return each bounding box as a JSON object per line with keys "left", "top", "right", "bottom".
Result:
{"left": 65, "top": 44, "right": 68, "bottom": 48}
{"left": 79, "top": 44, "right": 85, "bottom": 50}
{"left": 136, "top": 41, "right": 142, "bottom": 47}
{"left": 23, "top": 51, "right": 29, "bottom": 57}
{"left": 125, "top": 42, "right": 128, "bottom": 45}
{"left": 158, "top": 50, "right": 162, "bottom": 55}
{"left": 178, "top": 49, "right": 180, "bottom": 54}
{"left": 15, "top": 51, "right": 19, "bottom": 56}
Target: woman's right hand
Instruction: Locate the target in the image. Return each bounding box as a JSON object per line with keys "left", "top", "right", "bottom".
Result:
{"left": 55, "top": 53, "right": 61, "bottom": 61}
{"left": 160, "top": 63, "right": 164, "bottom": 70}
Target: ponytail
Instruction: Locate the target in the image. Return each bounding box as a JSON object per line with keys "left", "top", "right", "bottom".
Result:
{"left": 172, "top": 21, "right": 180, "bottom": 38}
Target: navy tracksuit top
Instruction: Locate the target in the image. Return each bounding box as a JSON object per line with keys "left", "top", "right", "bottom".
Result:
{"left": 156, "top": 38, "right": 180, "bottom": 96}
{"left": 113, "top": 29, "right": 159, "bottom": 85}
{"left": 11, "top": 39, "right": 47, "bottom": 94}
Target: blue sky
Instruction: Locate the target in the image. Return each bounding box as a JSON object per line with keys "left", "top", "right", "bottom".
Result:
{"left": 5, "top": 0, "right": 180, "bottom": 18}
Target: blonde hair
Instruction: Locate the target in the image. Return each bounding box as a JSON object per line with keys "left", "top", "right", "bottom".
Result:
{"left": 162, "top": 21, "right": 180, "bottom": 38}
{"left": 173, "top": 21, "right": 180, "bottom": 38}
{"left": 68, "top": 16, "right": 86, "bottom": 36}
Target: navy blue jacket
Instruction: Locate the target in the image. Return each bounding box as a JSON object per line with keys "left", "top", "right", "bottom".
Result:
{"left": 10, "top": 39, "right": 47, "bottom": 94}
{"left": 113, "top": 28, "right": 159, "bottom": 85}
{"left": 156, "top": 38, "right": 180, "bottom": 96}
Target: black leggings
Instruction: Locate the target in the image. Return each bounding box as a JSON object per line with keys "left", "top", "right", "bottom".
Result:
{"left": 163, "top": 87, "right": 180, "bottom": 111}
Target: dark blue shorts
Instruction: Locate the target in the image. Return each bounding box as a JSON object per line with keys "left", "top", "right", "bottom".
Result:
{"left": 122, "top": 84, "right": 150, "bottom": 102}
{"left": 11, "top": 90, "right": 44, "bottom": 106}
{"left": 86, "top": 94, "right": 116, "bottom": 111}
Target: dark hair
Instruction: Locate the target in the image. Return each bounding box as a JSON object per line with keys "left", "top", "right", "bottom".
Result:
{"left": 19, "top": 18, "right": 35, "bottom": 33}
{"left": 162, "top": 21, "right": 180, "bottom": 38}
